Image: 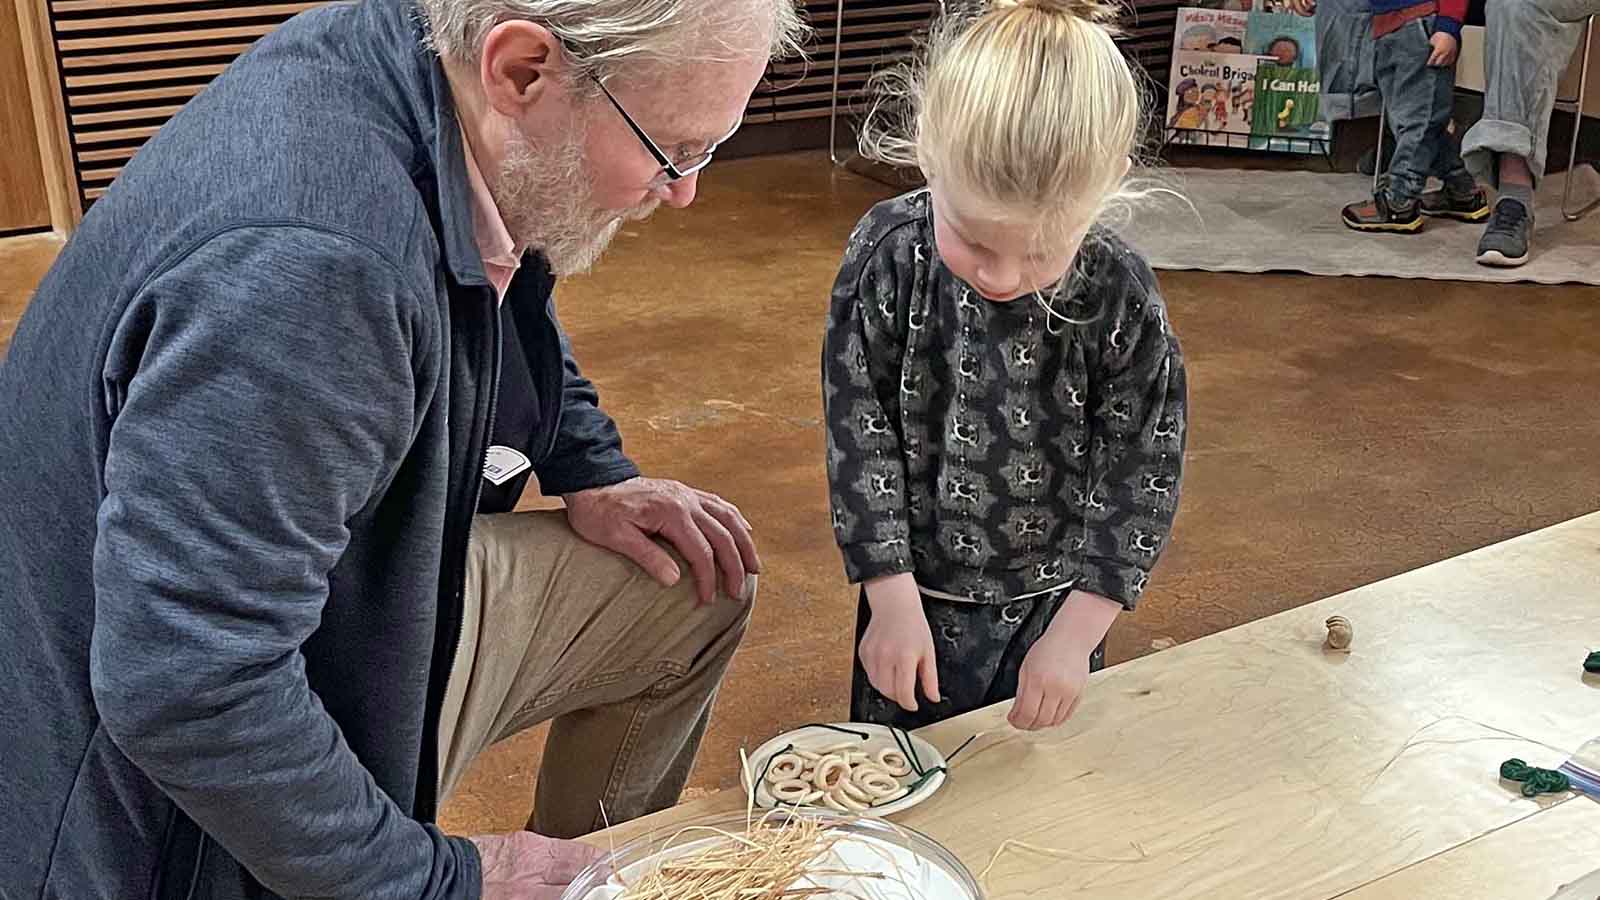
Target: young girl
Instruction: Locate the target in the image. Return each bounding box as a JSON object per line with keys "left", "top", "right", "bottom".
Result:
{"left": 822, "top": 0, "right": 1188, "bottom": 733}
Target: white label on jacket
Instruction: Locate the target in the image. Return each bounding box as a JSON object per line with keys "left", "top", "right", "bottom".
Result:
{"left": 483, "top": 446, "right": 532, "bottom": 486}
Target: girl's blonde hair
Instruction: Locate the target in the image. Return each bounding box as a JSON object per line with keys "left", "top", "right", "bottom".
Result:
{"left": 861, "top": 0, "right": 1144, "bottom": 244}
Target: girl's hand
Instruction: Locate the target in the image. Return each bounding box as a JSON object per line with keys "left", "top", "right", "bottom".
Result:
{"left": 1009, "top": 590, "right": 1122, "bottom": 730}
{"left": 860, "top": 574, "right": 940, "bottom": 712}
{"left": 1010, "top": 636, "right": 1091, "bottom": 731}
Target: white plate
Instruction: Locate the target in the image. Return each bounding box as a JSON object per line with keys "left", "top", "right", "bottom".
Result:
{"left": 739, "top": 722, "right": 948, "bottom": 818}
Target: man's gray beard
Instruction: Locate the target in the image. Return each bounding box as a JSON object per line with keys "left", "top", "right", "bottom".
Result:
{"left": 495, "top": 121, "right": 658, "bottom": 278}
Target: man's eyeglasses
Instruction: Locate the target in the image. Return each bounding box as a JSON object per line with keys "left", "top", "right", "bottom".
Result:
{"left": 590, "top": 75, "right": 739, "bottom": 182}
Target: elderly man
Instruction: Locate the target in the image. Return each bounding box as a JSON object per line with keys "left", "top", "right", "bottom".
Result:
{"left": 0, "top": 0, "right": 803, "bottom": 897}
{"left": 1462, "top": 0, "right": 1599, "bottom": 265}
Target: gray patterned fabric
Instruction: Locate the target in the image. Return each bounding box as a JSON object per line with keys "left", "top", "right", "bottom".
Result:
{"left": 849, "top": 588, "right": 1107, "bottom": 729}
{"left": 822, "top": 191, "right": 1189, "bottom": 608}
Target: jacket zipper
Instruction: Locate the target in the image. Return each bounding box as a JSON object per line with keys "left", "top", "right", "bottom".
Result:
{"left": 422, "top": 290, "right": 500, "bottom": 816}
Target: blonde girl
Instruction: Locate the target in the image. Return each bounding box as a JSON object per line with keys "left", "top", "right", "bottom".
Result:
{"left": 822, "top": 0, "right": 1188, "bottom": 732}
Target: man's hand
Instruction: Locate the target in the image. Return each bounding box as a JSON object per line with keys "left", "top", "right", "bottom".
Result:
{"left": 860, "top": 574, "right": 940, "bottom": 712}
{"left": 472, "top": 832, "right": 604, "bottom": 900}
{"left": 1288, "top": 0, "right": 1316, "bottom": 16}
{"left": 1008, "top": 590, "right": 1122, "bottom": 731}
{"left": 564, "top": 477, "right": 759, "bottom": 605}
{"left": 1428, "top": 31, "right": 1458, "bottom": 67}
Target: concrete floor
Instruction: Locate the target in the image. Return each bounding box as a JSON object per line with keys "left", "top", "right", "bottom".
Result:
{"left": 3, "top": 151, "right": 1598, "bottom": 838}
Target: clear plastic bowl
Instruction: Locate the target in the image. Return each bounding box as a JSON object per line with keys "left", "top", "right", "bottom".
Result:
{"left": 561, "top": 809, "right": 982, "bottom": 900}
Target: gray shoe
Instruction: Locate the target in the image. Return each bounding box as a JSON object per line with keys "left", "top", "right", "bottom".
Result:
{"left": 1476, "top": 199, "right": 1531, "bottom": 267}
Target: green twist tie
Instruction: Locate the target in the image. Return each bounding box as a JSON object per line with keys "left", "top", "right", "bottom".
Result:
{"left": 1499, "top": 758, "right": 1571, "bottom": 797}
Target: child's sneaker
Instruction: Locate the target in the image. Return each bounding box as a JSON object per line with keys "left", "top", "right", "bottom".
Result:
{"left": 1341, "top": 193, "right": 1424, "bottom": 233}
{"left": 1421, "top": 186, "right": 1491, "bottom": 221}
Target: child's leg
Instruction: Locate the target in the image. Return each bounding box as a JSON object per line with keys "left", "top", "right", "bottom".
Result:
{"left": 849, "top": 590, "right": 1031, "bottom": 729}
{"left": 1372, "top": 18, "right": 1456, "bottom": 207}
{"left": 984, "top": 591, "right": 1106, "bottom": 709}
{"left": 1344, "top": 22, "right": 1441, "bottom": 231}
{"left": 1432, "top": 132, "right": 1478, "bottom": 195}
{"left": 1420, "top": 79, "right": 1492, "bottom": 219}
{"left": 1427, "top": 80, "right": 1478, "bottom": 196}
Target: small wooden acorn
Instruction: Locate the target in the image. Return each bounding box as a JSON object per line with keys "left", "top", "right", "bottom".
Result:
{"left": 1324, "top": 615, "right": 1353, "bottom": 652}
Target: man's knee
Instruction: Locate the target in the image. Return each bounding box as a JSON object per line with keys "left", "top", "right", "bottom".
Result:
{"left": 648, "top": 549, "right": 756, "bottom": 644}
{"left": 693, "top": 572, "right": 757, "bottom": 643}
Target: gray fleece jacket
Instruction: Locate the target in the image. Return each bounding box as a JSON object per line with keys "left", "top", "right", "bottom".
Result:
{"left": 0, "top": 1, "right": 637, "bottom": 897}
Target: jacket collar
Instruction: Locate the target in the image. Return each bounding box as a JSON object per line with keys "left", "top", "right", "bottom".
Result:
{"left": 363, "top": 0, "right": 488, "bottom": 290}
{"left": 423, "top": 55, "right": 490, "bottom": 291}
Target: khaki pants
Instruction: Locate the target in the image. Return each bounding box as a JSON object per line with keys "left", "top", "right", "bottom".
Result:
{"left": 436, "top": 511, "right": 753, "bottom": 838}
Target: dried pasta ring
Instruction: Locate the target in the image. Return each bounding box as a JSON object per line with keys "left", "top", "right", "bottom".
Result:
{"left": 839, "top": 779, "right": 873, "bottom": 803}
{"left": 832, "top": 788, "right": 868, "bottom": 811}
{"left": 874, "top": 748, "right": 912, "bottom": 777}
{"left": 813, "top": 757, "right": 849, "bottom": 791}
{"left": 765, "top": 753, "right": 804, "bottom": 782}
{"left": 770, "top": 779, "right": 811, "bottom": 803}
{"left": 870, "top": 786, "right": 910, "bottom": 807}
{"left": 854, "top": 769, "right": 902, "bottom": 799}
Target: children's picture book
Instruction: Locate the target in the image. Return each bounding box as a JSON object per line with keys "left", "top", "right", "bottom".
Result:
{"left": 1242, "top": 11, "right": 1329, "bottom": 149}
{"left": 1182, "top": 0, "right": 1257, "bottom": 10}
{"left": 1174, "top": 7, "right": 1250, "bottom": 54}
{"left": 1166, "top": 7, "right": 1329, "bottom": 152}
{"left": 1243, "top": 10, "right": 1317, "bottom": 70}
{"left": 1249, "top": 64, "right": 1324, "bottom": 147}
{"left": 1166, "top": 50, "right": 1261, "bottom": 137}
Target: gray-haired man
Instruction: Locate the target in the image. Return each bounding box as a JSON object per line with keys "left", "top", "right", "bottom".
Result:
{"left": 0, "top": 0, "right": 803, "bottom": 897}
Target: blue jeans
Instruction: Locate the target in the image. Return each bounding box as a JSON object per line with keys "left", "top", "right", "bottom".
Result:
{"left": 1461, "top": 0, "right": 1600, "bottom": 189}
{"left": 1318, "top": 0, "right": 1385, "bottom": 120}
{"left": 1376, "top": 15, "right": 1475, "bottom": 204}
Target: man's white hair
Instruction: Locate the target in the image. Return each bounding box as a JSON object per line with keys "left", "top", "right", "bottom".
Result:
{"left": 419, "top": 0, "right": 809, "bottom": 75}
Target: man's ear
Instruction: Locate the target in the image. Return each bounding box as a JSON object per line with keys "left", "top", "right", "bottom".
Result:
{"left": 479, "top": 20, "right": 569, "bottom": 120}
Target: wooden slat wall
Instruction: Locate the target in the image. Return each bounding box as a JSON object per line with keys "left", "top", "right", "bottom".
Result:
{"left": 772, "top": 0, "right": 1181, "bottom": 135}
{"left": 755, "top": 1, "right": 936, "bottom": 124}
{"left": 37, "top": 0, "right": 1174, "bottom": 208}
{"left": 44, "top": 0, "right": 319, "bottom": 202}
{"left": 1123, "top": 0, "right": 1181, "bottom": 91}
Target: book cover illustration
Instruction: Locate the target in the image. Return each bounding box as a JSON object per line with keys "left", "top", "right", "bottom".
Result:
{"left": 1174, "top": 7, "right": 1251, "bottom": 54}
{"left": 1182, "top": 0, "right": 1257, "bottom": 11}
{"left": 1244, "top": 10, "right": 1329, "bottom": 149}
{"left": 1244, "top": 10, "right": 1318, "bottom": 70}
{"left": 1166, "top": 50, "right": 1262, "bottom": 137}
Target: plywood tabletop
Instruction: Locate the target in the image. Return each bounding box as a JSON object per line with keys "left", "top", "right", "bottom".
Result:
{"left": 1338, "top": 799, "right": 1600, "bottom": 900}
{"left": 588, "top": 513, "right": 1600, "bottom": 899}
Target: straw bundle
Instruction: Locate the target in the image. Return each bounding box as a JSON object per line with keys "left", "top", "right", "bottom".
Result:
{"left": 616, "top": 810, "right": 888, "bottom": 899}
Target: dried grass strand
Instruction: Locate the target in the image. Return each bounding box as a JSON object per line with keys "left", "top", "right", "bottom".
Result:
{"left": 978, "top": 838, "right": 1151, "bottom": 885}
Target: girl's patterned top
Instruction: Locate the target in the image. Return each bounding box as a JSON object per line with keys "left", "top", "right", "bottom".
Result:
{"left": 822, "top": 191, "right": 1189, "bottom": 607}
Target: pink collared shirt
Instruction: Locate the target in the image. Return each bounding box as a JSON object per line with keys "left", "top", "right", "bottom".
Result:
{"left": 459, "top": 130, "right": 523, "bottom": 302}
